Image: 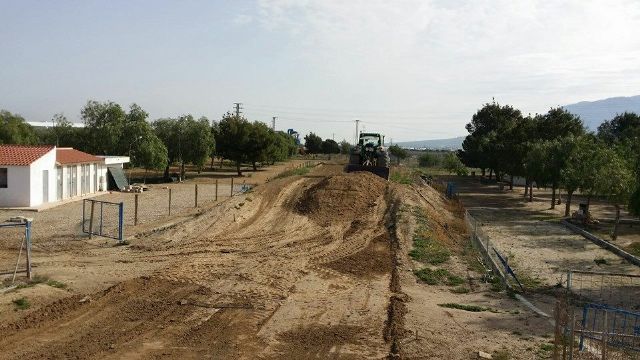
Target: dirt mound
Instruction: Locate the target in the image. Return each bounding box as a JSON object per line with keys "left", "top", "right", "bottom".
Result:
{"left": 325, "top": 232, "right": 392, "bottom": 277}
{"left": 296, "top": 172, "right": 387, "bottom": 225}
{"left": 273, "top": 324, "right": 365, "bottom": 359}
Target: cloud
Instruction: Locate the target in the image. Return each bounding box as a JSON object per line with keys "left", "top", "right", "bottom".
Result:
{"left": 255, "top": 0, "right": 640, "bottom": 117}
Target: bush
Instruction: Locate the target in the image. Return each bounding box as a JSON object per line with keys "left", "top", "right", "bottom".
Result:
{"left": 418, "top": 153, "right": 441, "bottom": 167}
{"left": 414, "top": 268, "right": 464, "bottom": 286}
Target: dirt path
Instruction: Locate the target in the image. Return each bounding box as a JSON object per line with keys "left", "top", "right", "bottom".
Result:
{"left": 0, "top": 165, "right": 395, "bottom": 359}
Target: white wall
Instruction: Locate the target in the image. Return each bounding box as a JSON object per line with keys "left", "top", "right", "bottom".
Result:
{"left": 29, "top": 149, "right": 57, "bottom": 207}
{"left": 0, "top": 165, "right": 31, "bottom": 207}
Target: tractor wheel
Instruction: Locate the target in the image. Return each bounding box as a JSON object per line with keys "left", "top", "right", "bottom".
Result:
{"left": 349, "top": 154, "right": 360, "bottom": 165}
{"left": 377, "top": 151, "right": 390, "bottom": 168}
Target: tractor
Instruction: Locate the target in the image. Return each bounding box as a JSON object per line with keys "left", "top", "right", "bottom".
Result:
{"left": 345, "top": 132, "right": 390, "bottom": 180}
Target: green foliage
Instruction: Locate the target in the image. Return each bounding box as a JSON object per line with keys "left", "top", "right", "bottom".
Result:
{"left": 214, "top": 113, "right": 252, "bottom": 175}
{"left": 339, "top": 140, "right": 351, "bottom": 154}
{"left": 321, "top": 138, "right": 340, "bottom": 154}
{"left": 304, "top": 132, "right": 323, "bottom": 154}
{"left": 388, "top": 144, "right": 408, "bottom": 165}
{"left": 450, "top": 286, "right": 470, "bottom": 294}
{"left": 409, "top": 209, "right": 451, "bottom": 264}
{"left": 12, "top": 297, "right": 30, "bottom": 310}
{"left": 0, "top": 110, "right": 39, "bottom": 145}
{"left": 627, "top": 242, "right": 640, "bottom": 257}
{"left": 414, "top": 268, "right": 464, "bottom": 286}
{"left": 438, "top": 303, "right": 487, "bottom": 312}
{"left": 418, "top": 152, "right": 441, "bottom": 167}
{"left": 46, "top": 280, "right": 67, "bottom": 289}
{"left": 390, "top": 171, "right": 412, "bottom": 184}
{"left": 443, "top": 152, "right": 468, "bottom": 176}
{"left": 274, "top": 165, "right": 312, "bottom": 179}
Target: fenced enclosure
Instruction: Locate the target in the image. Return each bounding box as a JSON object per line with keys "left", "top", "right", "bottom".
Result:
{"left": 0, "top": 219, "right": 32, "bottom": 282}
{"left": 554, "top": 270, "right": 640, "bottom": 359}
{"left": 82, "top": 199, "right": 124, "bottom": 241}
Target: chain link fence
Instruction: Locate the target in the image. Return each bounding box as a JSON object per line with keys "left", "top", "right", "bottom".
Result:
{"left": 0, "top": 220, "right": 33, "bottom": 284}
{"left": 554, "top": 270, "right": 640, "bottom": 359}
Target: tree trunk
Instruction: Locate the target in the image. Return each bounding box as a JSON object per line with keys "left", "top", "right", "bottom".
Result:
{"left": 509, "top": 175, "right": 514, "bottom": 190}
{"left": 565, "top": 190, "right": 573, "bottom": 217}
{"left": 210, "top": 156, "right": 214, "bottom": 170}
{"left": 236, "top": 161, "right": 242, "bottom": 176}
{"left": 481, "top": 168, "right": 486, "bottom": 177}
{"left": 551, "top": 182, "right": 557, "bottom": 209}
{"left": 144, "top": 168, "right": 148, "bottom": 184}
{"left": 524, "top": 178, "right": 529, "bottom": 198}
{"left": 220, "top": 157, "right": 224, "bottom": 169}
{"left": 529, "top": 182, "right": 533, "bottom": 202}
{"left": 252, "top": 161, "right": 257, "bottom": 171}
{"left": 181, "top": 162, "right": 186, "bottom": 180}
{"left": 488, "top": 169, "right": 493, "bottom": 180}
{"left": 612, "top": 204, "right": 621, "bottom": 240}
{"left": 163, "top": 165, "right": 170, "bottom": 180}
{"left": 586, "top": 196, "right": 591, "bottom": 219}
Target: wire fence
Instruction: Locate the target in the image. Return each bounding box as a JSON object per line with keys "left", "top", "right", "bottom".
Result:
{"left": 554, "top": 271, "right": 640, "bottom": 359}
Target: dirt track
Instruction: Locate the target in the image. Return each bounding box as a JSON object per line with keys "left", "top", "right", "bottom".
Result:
{"left": 0, "top": 164, "right": 555, "bottom": 359}
{"left": 0, "top": 165, "right": 397, "bottom": 359}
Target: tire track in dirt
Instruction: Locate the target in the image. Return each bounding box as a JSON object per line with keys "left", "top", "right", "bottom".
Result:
{"left": 0, "top": 166, "right": 404, "bottom": 359}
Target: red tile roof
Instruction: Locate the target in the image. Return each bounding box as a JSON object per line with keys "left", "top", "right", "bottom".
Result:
{"left": 0, "top": 145, "right": 54, "bottom": 166}
{"left": 56, "top": 148, "right": 103, "bottom": 165}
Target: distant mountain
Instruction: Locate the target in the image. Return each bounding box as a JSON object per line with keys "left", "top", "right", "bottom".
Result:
{"left": 563, "top": 95, "right": 640, "bottom": 131}
{"left": 394, "top": 136, "right": 465, "bottom": 150}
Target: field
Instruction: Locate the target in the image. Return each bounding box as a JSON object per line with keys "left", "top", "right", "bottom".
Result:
{"left": 1, "top": 160, "right": 631, "bottom": 359}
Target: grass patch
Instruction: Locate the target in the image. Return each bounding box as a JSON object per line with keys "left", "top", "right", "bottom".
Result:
{"left": 488, "top": 276, "right": 505, "bottom": 292}
{"left": 409, "top": 208, "right": 451, "bottom": 265}
{"left": 438, "top": 303, "right": 487, "bottom": 312}
{"left": 539, "top": 343, "right": 554, "bottom": 352}
{"left": 450, "top": 286, "right": 470, "bottom": 294}
{"left": 594, "top": 257, "right": 609, "bottom": 265}
{"left": 274, "top": 166, "right": 311, "bottom": 179}
{"left": 12, "top": 297, "right": 30, "bottom": 310}
{"left": 390, "top": 171, "right": 412, "bottom": 184}
{"left": 46, "top": 280, "right": 67, "bottom": 289}
{"left": 627, "top": 242, "right": 640, "bottom": 257}
{"left": 414, "top": 268, "right": 464, "bottom": 286}
{"left": 15, "top": 275, "right": 49, "bottom": 289}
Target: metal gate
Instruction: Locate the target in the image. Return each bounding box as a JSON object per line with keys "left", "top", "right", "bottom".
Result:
{"left": 82, "top": 199, "right": 124, "bottom": 241}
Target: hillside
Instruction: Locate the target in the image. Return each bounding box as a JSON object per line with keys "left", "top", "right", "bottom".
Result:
{"left": 563, "top": 95, "right": 640, "bottom": 130}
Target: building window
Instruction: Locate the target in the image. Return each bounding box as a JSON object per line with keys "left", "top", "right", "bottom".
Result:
{"left": 0, "top": 168, "right": 7, "bottom": 188}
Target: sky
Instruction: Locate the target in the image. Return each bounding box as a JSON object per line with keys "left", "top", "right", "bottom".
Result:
{"left": 1, "top": 0, "right": 640, "bottom": 142}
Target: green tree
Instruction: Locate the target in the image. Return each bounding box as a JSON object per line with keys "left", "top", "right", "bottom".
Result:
{"left": 135, "top": 134, "right": 169, "bottom": 181}
{"left": 388, "top": 144, "right": 408, "bottom": 165}
{"left": 81, "top": 100, "right": 127, "bottom": 155}
{"left": 0, "top": 110, "right": 39, "bottom": 145}
{"left": 443, "top": 152, "right": 468, "bottom": 176}
{"left": 215, "top": 113, "right": 252, "bottom": 176}
{"left": 339, "top": 140, "right": 351, "bottom": 154}
{"left": 561, "top": 136, "right": 596, "bottom": 216}
{"left": 304, "top": 132, "right": 323, "bottom": 154}
{"left": 321, "top": 139, "right": 340, "bottom": 154}
{"left": 418, "top": 152, "right": 440, "bottom": 167}
{"left": 593, "top": 147, "right": 635, "bottom": 239}
{"left": 247, "top": 121, "right": 274, "bottom": 171}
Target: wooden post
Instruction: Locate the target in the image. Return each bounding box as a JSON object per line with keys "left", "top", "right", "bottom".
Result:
{"left": 195, "top": 184, "right": 198, "bottom": 207}
{"left": 553, "top": 301, "right": 561, "bottom": 360}
{"left": 25, "top": 221, "right": 32, "bottom": 280}
{"left": 168, "top": 188, "right": 172, "bottom": 216}
{"left": 215, "top": 179, "right": 218, "bottom": 201}
{"left": 230, "top": 177, "right": 234, "bottom": 196}
{"left": 134, "top": 194, "right": 139, "bottom": 226}
{"left": 89, "top": 200, "right": 95, "bottom": 239}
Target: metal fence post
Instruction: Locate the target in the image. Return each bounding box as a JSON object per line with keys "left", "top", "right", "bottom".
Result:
{"left": 134, "top": 194, "right": 139, "bottom": 226}
{"left": 89, "top": 200, "right": 95, "bottom": 239}
{"left": 230, "top": 177, "right": 234, "bottom": 196}
{"left": 25, "top": 221, "right": 32, "bottom": 280}
{"left": 118, "top": 202, "right": 124, "bottom": 241}
{"left": 215, "top": 179, "right": 218, "bottom": 201}
{"left": 168, "top": 188, "right": 172, "bottom": 215}
{"left": 195, "top": 184, "right": 198, "bottom": 208}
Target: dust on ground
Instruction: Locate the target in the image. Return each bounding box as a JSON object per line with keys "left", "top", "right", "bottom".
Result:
{"left": 0, "top": 163, "right": 560, "bottom": 359}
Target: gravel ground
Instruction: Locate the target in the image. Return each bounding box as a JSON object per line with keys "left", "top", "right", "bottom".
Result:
{"left": 0, "top": 180, "right": 244, "bottom": 246}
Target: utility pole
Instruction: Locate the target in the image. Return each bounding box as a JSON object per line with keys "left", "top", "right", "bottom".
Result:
{"left": 233, "top": 102, "right": 243, "bottom": 117}
{"left": 272, "top": 116, "right": 276, "bottom": 131}
{"left": 332, "top": 133, "right": 335, "bottom": 141}
{"left": 354, "top": 119, "right": 360, "bottom": 143}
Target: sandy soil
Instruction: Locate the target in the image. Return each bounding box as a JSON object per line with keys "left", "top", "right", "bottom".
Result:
{"left": 0, "top": 164, "right": 556, "bottom": 359}
{"left": 447, "top": 175, "right": 640, "bottom": 315}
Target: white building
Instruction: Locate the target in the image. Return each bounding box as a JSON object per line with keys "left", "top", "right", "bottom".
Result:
{"left": 0, "top": 145, "right": 123, "bottom": 208}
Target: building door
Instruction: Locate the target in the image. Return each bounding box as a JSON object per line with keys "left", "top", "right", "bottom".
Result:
{"left": 42, "top": 170, "right": 49, "bottom": 203}
{"left": 71, "top": 165, "right": 77, "bottom": 196}
{"left": 93, "top": 164, "right": 98, "bottom": 192}
{"left": 57, "top": 167, "right": 63, "bottom": 201}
